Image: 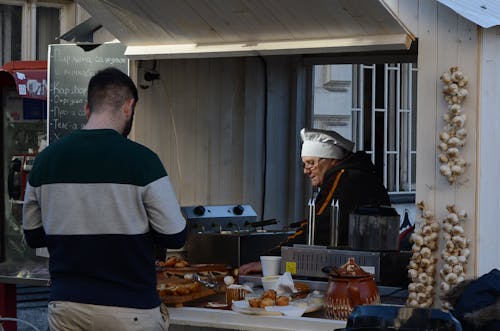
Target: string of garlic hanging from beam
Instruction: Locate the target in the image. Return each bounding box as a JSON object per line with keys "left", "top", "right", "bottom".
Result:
{"left": 406, "top": 201, "right": 440, "bottom": 308}
{"left": 439, "top": 204, "right": 471, "bottom": 310}
{"left": 439, "top": 66, "right": 469, "bottom": 184}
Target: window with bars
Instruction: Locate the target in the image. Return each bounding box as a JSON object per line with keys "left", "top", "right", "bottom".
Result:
{"left": 312, "top": 63, "right": 417, "bottom": 196}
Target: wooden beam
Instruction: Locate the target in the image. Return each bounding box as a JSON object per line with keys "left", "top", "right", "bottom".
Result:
{"left": 125, "top": 34, "right": 413, "bottom": 60}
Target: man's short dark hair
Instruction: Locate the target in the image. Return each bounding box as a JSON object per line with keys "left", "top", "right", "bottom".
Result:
{"left": 87, "top": 67, "right": 138, "bottom": 113}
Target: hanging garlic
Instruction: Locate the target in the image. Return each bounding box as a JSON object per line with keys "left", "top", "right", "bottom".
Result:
{"left": 447, "top": 137, "right": 463, "bottom": 147}
{"left": 440, "top": 132, "right": 451, "bottom": 142}
{"left": 444, "top": 272, "right": 458, "bottom": 284}
{"left": 440, "top": 282, "right": 450, "bottom": 292}
{"left": 439, "top": 154, "right": 449, "bottom": 163}
{"left": 411, "top": 233, "right": 424, "bottom": 246}
{"left": 455, "top": 128, "right": 467, "bottom": 139}
{"left": 447, "top": 213, "right": 459, "bottom": 224}
{"left": 438, "top": 142, "right": 449, "bottom": 151}
{"left": 451, "top": 70, "right": 464, "bottom": 81}
{"left": 447, "top": 147, "right": 459, "bottom": 157}
{"left": 452, "top": 115, "right": 466, "bottom": 127}
{"left": 440, "top": 72, "right": 452, "bottom": 84}
{"left": 439, "top": 204, "right": 471, "bottom": 310}
{"left": 438, "top": 66, "right": 469, "bottom": 183}
{"left": 451, "top": 165, "right": 463, "bottom": 175}
{"left": 448, "top": 104, "right": 461, "bottom": 115}
{"left": 407, "top": 201, "right": 440, "bottom": 309}
{"left": 452, "top": 225, "right": 465, "bottom": 235}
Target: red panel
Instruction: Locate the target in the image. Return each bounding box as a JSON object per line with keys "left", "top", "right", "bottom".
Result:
{"left": 0, "top": 61, "right": 47, "bottom": 100}
{"left": 0, "top": 283, "right": 17, "bottom": 331}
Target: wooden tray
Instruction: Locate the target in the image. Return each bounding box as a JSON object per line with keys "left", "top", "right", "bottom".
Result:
{"left": 160, "top": 264, "right": 233, "bottom": 274}
{"left": 161, "top": 286, "right": 216, "bottom": 307}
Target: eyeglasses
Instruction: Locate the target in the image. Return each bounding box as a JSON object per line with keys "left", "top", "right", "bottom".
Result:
{"left": 302, "top": 158, "right": 325, "bottom": 170}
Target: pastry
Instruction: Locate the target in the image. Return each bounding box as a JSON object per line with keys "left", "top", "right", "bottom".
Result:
{"left": 248, "top": 298, "right": 262, "bottom": 308}
{"left": 259, "top": 297, "right": 275, "bottom": 308}
{"left": 276, "top": 296, "right": 290, "bottom": 306}
{"left": 262, "top": 289, "right": 277, "bottom": 301}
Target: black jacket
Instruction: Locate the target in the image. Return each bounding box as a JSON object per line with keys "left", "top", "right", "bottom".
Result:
{"left": 315, "top": 151, "right": 391, "bottom": 246}
{"left": 278, "top": 151, "right": 390, "bottom": 249}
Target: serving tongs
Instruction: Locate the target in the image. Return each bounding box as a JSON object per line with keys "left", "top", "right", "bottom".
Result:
{"left": 185, "top": 273, "right": 219, "bottom": 289}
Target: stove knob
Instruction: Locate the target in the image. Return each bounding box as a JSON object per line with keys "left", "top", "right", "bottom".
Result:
{"left": 233, "top": 205, "right": 244, "bottom": 215}
{"left": 193, "top": 205, "right": 206, "bottom": 216}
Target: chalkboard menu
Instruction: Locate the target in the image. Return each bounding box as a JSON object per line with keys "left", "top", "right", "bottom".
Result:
{"left": 47, "top": 43, "right": 128, "bottom": 143}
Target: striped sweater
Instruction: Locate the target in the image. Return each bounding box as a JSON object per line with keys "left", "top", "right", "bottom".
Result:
{"left": 22, "top": 129, "right": 187, "bottom": 309}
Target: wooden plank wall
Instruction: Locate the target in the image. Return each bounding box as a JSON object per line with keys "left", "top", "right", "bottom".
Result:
{"left": 385, "top": 0, "right": 480, "bottom": 278}
{"left": 478, "top": 27, "right": 500, "bottom": 274}
{"left": 133, "top": 56, "right": 306, "bottom": 226}
{"left": 134, "top": 58, "right": 246, "bottom": 204}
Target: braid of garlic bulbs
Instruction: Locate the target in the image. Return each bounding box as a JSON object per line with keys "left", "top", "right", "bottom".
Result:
{"left": 439, "top": 66, "right": 469, "bottom": 184}
{"left": 439, "top": 204, "right": 471, "bottom": 310}
{"left": 406, "top": 201, "right": 440, "bottom": 308}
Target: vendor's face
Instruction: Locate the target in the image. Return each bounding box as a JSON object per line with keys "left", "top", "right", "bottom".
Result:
{"left": 302, "top": 157, "right": 338, "bottom": 187}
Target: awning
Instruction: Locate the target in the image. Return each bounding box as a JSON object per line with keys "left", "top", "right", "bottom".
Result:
{"left": 437, "top": 0, "right": 500, "bottom": 28}
{"left": 75, "top": 0, "right": 415, "bottom": 60}
{"left": 58, "top": 17, "right": 103, "bottom": 43}
{"left": 0, "top": 61, "right": 47, "bottom": 100}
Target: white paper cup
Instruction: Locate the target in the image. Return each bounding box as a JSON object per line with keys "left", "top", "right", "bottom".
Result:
{"left": 260, "top": 256, "right": 282, "bottom": 276}
{"left": 261, "top": 275, "right": 280, "bottom": 291}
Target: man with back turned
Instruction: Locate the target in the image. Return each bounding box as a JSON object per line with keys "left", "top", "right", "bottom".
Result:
{"left": 23, "top": 67, "right": 187, "bottom": 330}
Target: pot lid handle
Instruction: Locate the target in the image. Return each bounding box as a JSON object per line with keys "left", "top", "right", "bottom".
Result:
{"left": 333, "top": 257, "right": 372, "bottom": 278}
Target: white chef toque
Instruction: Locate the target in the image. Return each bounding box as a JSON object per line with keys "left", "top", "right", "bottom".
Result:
{"left": 300, "top": 128, "right": 354, "bottom": 160}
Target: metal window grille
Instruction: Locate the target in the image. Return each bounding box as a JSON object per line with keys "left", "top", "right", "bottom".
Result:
{"left": 313, "top": 63, "right": 417, "bottom": 194}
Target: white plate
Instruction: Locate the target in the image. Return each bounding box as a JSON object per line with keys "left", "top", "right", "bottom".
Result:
{"left": 290, "top": 298, "right": 323, "bottom": 314}
{"left": 231, "top": 299, "right": 322, "bottom": 316}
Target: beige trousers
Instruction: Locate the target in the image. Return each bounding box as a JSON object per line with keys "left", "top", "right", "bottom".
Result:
{"left": 48, "top": 301, "right": 169, "bottom": 331}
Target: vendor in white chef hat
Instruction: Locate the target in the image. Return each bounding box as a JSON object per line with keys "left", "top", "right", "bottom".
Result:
{"left": 239, "top": 128, "right": 391, "bottom": 275}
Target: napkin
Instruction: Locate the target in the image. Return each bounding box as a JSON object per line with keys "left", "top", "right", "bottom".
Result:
{"left": 228, "top": 284, "right": 253, "bottom": 292}
{"left": 265, "top": 305, "right": 307, "bottom": 317}
{"left": 231, "top": 300, "right": 306, "bottom": 317}
{"left": 275, "top": 272, "right": 297, "bottom": 296}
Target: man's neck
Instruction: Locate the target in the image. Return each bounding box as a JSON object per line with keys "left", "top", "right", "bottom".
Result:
{"left": 84, "top": 115, "right": 122, "bottom": 133}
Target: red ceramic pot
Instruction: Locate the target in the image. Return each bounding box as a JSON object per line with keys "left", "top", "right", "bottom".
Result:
{"left": 323, "top": 257, "right": 380, "bottom": 320}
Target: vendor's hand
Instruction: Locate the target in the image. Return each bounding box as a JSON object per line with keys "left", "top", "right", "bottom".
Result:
{"left": 238, "top": 261, "right": 262, "bottom": 275}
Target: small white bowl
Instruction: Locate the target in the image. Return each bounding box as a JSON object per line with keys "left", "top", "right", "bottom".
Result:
{"left": 261, "top": 275, "right": 280, "bottom": 291}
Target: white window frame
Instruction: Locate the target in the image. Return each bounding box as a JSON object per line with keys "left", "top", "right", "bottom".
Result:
{"left": 0, "top": 0, "right": 69, "bottom": 60}
{"left": 311, "top": 62, "right": 417, "bottom": 197}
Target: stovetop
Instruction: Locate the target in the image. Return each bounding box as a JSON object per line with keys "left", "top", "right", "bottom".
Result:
{"left": 181, "top": 204, "right": 258, "bottom": 232}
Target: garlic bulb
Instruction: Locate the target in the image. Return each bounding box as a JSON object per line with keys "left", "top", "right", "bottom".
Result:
{"left": 438, "top": 66, "right": 469, "bottom": 183}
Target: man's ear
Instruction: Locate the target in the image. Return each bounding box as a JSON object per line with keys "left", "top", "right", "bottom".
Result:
{"left": 124, "top": 98, "right": 135, "bottom": 118}
{"left": 84, "top": 104, "right": 91, "bottom": 120}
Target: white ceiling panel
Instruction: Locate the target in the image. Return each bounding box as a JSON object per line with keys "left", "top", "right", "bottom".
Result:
{"left": 76, "top": 0, "right": 415, "bottom": 59}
